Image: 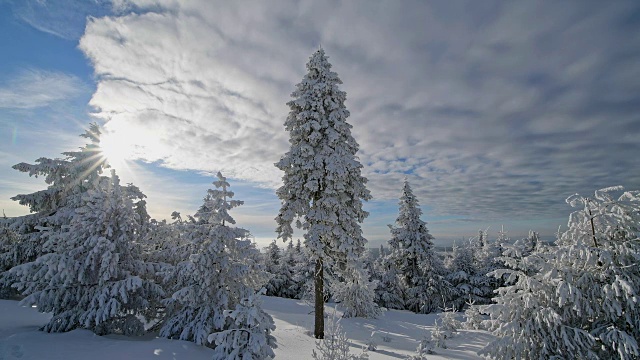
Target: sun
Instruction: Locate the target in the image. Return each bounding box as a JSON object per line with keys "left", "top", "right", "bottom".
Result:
{"left": 100, "top": 130, "right": 134, "bottom": 172}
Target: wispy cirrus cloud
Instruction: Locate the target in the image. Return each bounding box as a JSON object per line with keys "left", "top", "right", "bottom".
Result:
{"left": 0, "top": 69, "right": 87, "bottom": 109}
{"left": 7, "top": 0, "right": 116, "bottom": 40}
{"left": 77, "top": 0, "right": 640, "bottom": 240}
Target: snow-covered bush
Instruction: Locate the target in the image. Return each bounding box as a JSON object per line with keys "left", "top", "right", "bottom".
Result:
{"left": 481, "top": 186, "right": 640, "bottom": 360}
{"left": 430, "top": 321, "right": 448, "bottom": 349}
{"left": 406, "top": 335, "right": 434, "bottom": 359}
{"left": 263, "top": 240, "right": 297, "bottom": 298}
{"left": 439, "top": 309, "right": 461, "bottom": 334}
{"left": 311, "top": 313, "right": 368, "bottom": 360}
{"left": 373, "top": 251, "right": 404, "bottom": 310}
{"left": 463, "top": 303, "right": 485, "bottom": 330}
{"left": 332, "top": 260, "right": 381, "bottom": 319}
{"left": 0, "top": 218, "right": 21, "bottom": 298}
{"left": 209, "top": 290, "right": 276, "bottom": 360}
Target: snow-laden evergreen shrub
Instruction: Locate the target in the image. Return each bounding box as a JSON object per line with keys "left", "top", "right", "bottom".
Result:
{"left": 311, "top": 313, "right": 368, "bottom": 360}
{"left": 373, "top": 249, "right": 404, "bottom": 310}
{"left": 0, "top": 218, "right": 21, "bottom": 298}
{"left": 463, "top": 303, "right": 485, "bottom": 330}
{"left": 406, "top": 335, "right": 434, "bottom": 359}
{"left": 481, "top": 186, "right": 640, "bottom": 360}
{"left": 209, "top": 290, "right": 276, "bottom": 360}
{"left": 263, "top": 240, "right": 297, "bottom": 298}
{"left": 430, "top": 320, "right": 448, "bottom": 349}
{"left": 440, "top": 309, "right": 461, "bottom": 334}
{"left": 332, "top": 259, "right": 381, "bottom": 319}
{"left": 445, "top": 241, "right": 477, "bottom": 310}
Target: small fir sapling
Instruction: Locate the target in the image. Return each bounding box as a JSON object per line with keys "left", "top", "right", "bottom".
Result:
{"left": 406, "top": 335, "right": 435, "bottom": 359}
{"left": 311, "top": 312, "right": 368, "bottom": 360}
{"left": 430, "top": 321, "right": 448, "bottom": 349}
{"left": 463, "top": 298, "right": 485, "bottom": 330}
{"left": 332, "top": 259, "right": 381, "bottom": 319}
{"left": 209, "top": 290, "right": 277, "bottom": 360}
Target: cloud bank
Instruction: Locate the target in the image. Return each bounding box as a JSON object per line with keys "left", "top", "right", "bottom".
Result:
{"left": 79, "top": 0, "right": 640, "bottom": 225}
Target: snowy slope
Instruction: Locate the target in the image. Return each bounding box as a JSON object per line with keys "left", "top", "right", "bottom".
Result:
{"left": 0, "top": 297, "right": 493, "bottom": 359}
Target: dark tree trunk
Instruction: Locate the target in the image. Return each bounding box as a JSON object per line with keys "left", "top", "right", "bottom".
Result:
{"left": 314, "top": 257, "right": 324, "bottom": 339}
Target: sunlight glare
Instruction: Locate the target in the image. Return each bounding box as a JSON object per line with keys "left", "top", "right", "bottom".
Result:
{"left": 100, "top": 130, "right": 136, "bottom": 172}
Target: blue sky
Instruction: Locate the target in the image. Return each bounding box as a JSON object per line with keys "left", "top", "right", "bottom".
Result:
{"left": 1, "top": 0, "right": 639, "bottom": 248}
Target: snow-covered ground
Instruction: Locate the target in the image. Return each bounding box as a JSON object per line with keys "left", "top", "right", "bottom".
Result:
{"left": 0, "top": 297, "right": 493, "bottom": 359}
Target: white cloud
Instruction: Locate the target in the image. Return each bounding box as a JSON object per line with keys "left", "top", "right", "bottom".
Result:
{"left": 0, "top": 69, "right": 87, "bottom": 109}
{"left": 79, "top": 0, "right": 640, "bottom": 234}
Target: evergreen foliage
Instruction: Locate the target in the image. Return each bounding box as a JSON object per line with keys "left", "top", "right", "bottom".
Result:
{"left": 275, "top": 49, "right": 371, "bottom": 337}
{"left": 332, "top": 259, "right": 381, "bottom": 318}
{"left": 159, "top": 173, "right": 269, "bottom": 345}
{"left": 388, "top": 180, "right": 451, "bottom": 313}
{"left": 263, "top": 240, "right": 297, "bottom": 298}
{"left": 481, "top": 186, "right": 640, "bottom": 360}
{"left": 10, "top": 171, "right": 162, "bottom": 334}
{"left": 209, "top": 290, "right": 277, "bottom": 360}
{"left": 373, "top": 251, "right": 404, "bottom": 310}
{"left": 1, "top": 124, "right": 110, "bottom": 290}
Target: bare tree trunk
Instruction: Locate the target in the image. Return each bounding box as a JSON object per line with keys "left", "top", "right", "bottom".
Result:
{"left": 314, "top": 257, "right": 324, "bottom": 339}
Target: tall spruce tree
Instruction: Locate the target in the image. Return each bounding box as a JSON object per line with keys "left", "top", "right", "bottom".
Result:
{"left": 275, "top": 49, "right": 371, "bottom": 338}
{"left": 388, "top": 180, "right": 451, "bottom": 313}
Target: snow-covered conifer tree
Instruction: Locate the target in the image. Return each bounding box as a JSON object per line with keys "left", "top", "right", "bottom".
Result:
{"left": 209, "top": 290, "right": 276, "bottom": 360}
{"left": 263, "top": 240, "right": 297, "bottom": 298}
{"left": 373, "top": 252, "right": 404, "bottom": 310}
{"left": 292, "top": 242, "right": 319, "bottom": 301}
{"left": 0, "top": 218, "right": 21, "bottom": 298}
{"left": 142, "top": 218, "right": 187, "bottom": 267}
{"left": 406, "top": 335, "right": 434, "bottom": 359}
{"left": 193, "top": 172, "right": 242, "bottom": 226}
{"left": 2, "top": 124, "right": 109, "bottom": 280}
{"left": 332, "top": 259, "right": 381, "bottom": 318}
{"left": 10, "top": 171, "right": 162, "bottom": 334}
{"left": 275, "top": 49, "right": 371, "bottom": 338}
{"left": 160, "top": 173, "right": 272, "bottom": 351}
{"left": 388, "top": 180, "right": 451, "bottom": 313}
{"left": 463, "top": 302, "right": 485, "bottom": 330}
{"left": 470, "top": 230, "right": 503, "bottom": 305}
{"left": 264, "top": 240, "right": 284, "bottom": 296}
{"left": 445, "top": 241, "right": 477, "bottom": 310}
{"left": 481, "top": 186, "right": 640, "bottom": 360}
{"left": 282, "top": 241, "right": 299, "bottom": 295}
